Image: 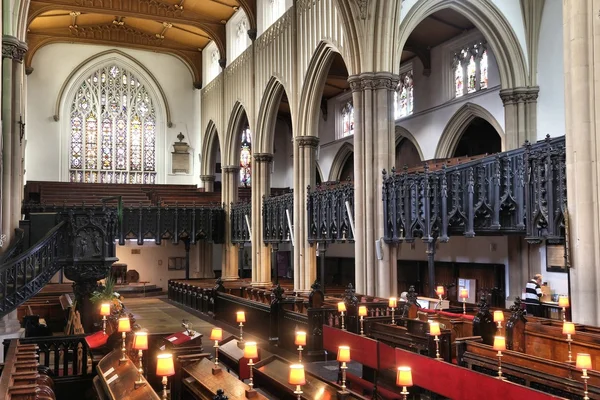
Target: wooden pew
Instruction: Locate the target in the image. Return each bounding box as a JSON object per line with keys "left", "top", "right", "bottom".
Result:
{"left": 182, "top": 357, "right": 269, "bottom": 400}
{"left": 457, "top": 337, "right": 600, "bottom": 399}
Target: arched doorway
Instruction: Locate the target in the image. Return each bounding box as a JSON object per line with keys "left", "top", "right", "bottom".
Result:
{"left": 395, "top": 139, "right": 421, "bottom": 170}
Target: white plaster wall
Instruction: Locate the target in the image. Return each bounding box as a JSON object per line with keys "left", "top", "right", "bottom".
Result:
{"left": 25, "top": 43, "right": 198, "bottom": 185}
{"left": 202, "top": 41, "right": 221, "bottom": 87}
{"left": 537, "top": 0, "right": 565, "bottom": 140}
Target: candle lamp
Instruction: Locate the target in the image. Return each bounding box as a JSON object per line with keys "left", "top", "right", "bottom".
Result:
{"left": 493, "top": 336, "right": 506, "bottom": 380}
{"left": 289, "top": 364, "right": 306, "bottom": 400}
{"left": 156, "top": 353, "right": 175, "bottom": 400}
{"left": 337, "top": 346, "right": 351, "bottom": 393}
{"left": 359, "top": 305, "right": 367, "bottom": 336}
{"left": 338, "top": 302, "right": 346, "bottom": 330}
{"left": 100, "top": 303, "right": 111, "bottom": 335}
{"left": 389, "top": 297, "right": 397, "bottom": 325}
{"left": 237, "top": 311, "right": 246, "bottom": 342}
{"left": 435, "top": 286, "right": 445, "bottom": 310}
{"left": 576, "top": 353, "right": 592, "bottom": 400}
{"left": 563, "top": 322, "right": 575, "bottom": 363}
{"left": 244, "top": 341, "right": 258, "bottom": 398}
{"left": 295, "top": 331, "right": 306, "bottom": 363}
{"left": 429, "top": 322, "right": 442, "bottom": 360}
{"left": 117, "top": 317, "right": 131, "bottom": 364}
{"left": 559, "top": 296, "right": 570, "bottom": 321}
{"left": 133, "top": 331, "right": 148, "bottom": 388}
{"left": 459, "top": 288, "right": 468, "bottom": 315}
{"left": 493, "top": 310, "right": 504, "bottom": 330}
{"left": 210, "top": 327, "right": 223, "bottom": 373}
{"left": 396, "top": 366, "right": 413, "bottom": 400}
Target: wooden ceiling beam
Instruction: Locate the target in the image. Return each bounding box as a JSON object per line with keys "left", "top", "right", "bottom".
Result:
{"left": 28, "top": 0, "right": 227, "bottom": 56}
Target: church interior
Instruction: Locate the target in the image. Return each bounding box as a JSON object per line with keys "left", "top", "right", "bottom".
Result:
{"left": 0, "top": 0, "right": 597, "bottom": 399}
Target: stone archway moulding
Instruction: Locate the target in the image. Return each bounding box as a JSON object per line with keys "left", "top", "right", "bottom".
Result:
{"left": 435, "top": 102, "right": 505, "bottom": 159}
{"left": 53, "top": 49, "right": 173, "bottom": 128}
{"left": 201, "top": 120, "right": 220, "bottom": 177}
{"left": 224, "top": 101, "right": 250, "bottom": 166}
{"left": 394, "top": 0, "right": 528, "bottom": 89}
{"left": 395, "top": 125, "right": 424, "bottom": 162}
{"left": 328, "top": 142, "right": 354, "bottom": 182}
{"left": 255, "top": 76, "right": 290, "bottom": 154}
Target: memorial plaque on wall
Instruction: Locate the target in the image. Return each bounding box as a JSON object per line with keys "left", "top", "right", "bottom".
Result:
{"left": 546, "top": 244, "right": 567, "bottom": 273}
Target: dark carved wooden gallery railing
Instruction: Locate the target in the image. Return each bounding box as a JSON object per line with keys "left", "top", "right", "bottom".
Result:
{"left": 263, "top": 191, "right": 294, "bottom": 244}
{"left": 382, "top": 135, "right": 566, "bottom": 244}
{"left": 307, "top": 181, "right": 355, "bottom": 244}
{"left": 231, "top": 201, "right": 251, "bottom": 244}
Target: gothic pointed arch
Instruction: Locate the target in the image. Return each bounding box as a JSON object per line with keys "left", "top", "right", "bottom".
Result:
{"left": 395, "top": 126, "right": 424, "bottom": 161}
{"left": 224, "top": 101, "right": 251, "bottom": 167}
{"left": 435, "top": 103, "right": 504, "bottom": 159}
{"left": 255, "top": 76, "right": 290, "bottom": 154}
{"left": 329, "top": 142, "right": 354, "bottom": 182}
{"left": 58, "top": 51, "right": 168, "bottom": 183}
{"left": 201, "top": 120, "right": 220, "bottom": 177}
{"left": 395, "top": 0, "right": 528, "bottom": 89}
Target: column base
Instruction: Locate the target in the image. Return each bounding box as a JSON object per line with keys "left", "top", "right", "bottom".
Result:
{"left": 221, "top": 276, "right": 240, "bottom": 281}
{"left": 251, "top": 281, "right": 272, "bottom": 287}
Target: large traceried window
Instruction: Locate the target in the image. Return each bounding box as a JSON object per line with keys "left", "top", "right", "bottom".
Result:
{"left": 69, "top": 64, "right": 157, "bottom": 184}
{"left": 240, "top": 127, "right": 252, "bottom": 186}
{"left": 394, "top": 70, "right": 414, "bottom": 119}
{"left": 452, "top": 41, "right": 488, "bottom": 98}
{"left": 341, "top": 102, "right": 355, "bottom": 137}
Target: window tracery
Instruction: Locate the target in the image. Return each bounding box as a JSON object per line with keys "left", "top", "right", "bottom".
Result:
{"left": 69, "top": 64, "right": 157, "bottom": 184}
{"left": 341, "top": 102, "right": 354, "bottom": 137}
{"left": 452, "top": 41, "right": 488, "bottom": 98}
{"left": 394, "top": 70, "right": 414, "bottom": 119}
{"left": 240, "top": 127, "right": 252, "bottom": 186}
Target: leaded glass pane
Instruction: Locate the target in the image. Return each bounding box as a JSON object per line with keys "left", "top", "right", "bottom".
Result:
{"left": 467, "top": 54, "right": 476, "bottom": 93}
{"left": 341, "top": 102, "right": 354, "bottom": 137}
{"left": 454, "top": 58, "right": 464, "bottom": 98}
{"left": 395, "top": 70, "right": 414, "bottom": 119}
{"left": 240, "top": 128, "right": 252, "bottom": 186}
{"left": 480, "top": 50, "right": 488, "bottom": 89}
{"left": 69, "top": 63, "right": 157, "bottom": 183}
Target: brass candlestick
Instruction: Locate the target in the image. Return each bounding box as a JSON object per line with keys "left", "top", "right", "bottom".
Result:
{"left": 340, "top": 361, "right": 348, "bottom": 392}
{"left": 496, "top": 350, "right": 505, "bottom": 380}
{"left": 135, "top": 350, "right": 144, "bottom": 387}
{"left": 434, "top": 335, "right": 442, "bottom": 360}
{"left": 567, "top": 334, "right": 573, "bottom": 363}
{"left": 340, "top": 311, "right": 345, "bottom": 330}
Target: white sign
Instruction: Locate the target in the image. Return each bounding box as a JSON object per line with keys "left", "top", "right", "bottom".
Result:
{"left": 102, "top": 367, "right": 115, "bottom": 377}
{"left": 106, "top": 374, "right": 119, "bottom": 385}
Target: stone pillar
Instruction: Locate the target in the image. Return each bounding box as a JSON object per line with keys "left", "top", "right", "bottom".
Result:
{"left": 221, "top": 166, "right": 240, "bottom": 280}
{"left": 252, "top": 153, "right": 273, "bottom": 286}
{"left": 499, "top": 87, "right": 539, "bottom": 150}
{"left": 563, "top": 1, "right": 600, "bottom": 324}
{"left": 349, "top": 72, "right": 399, "bottom": 297}
{"left": 293, "top": 136, "right": 319, "bottom": 291}
{"left": 1, "top": 36, "right": 27, "bottom": 248}
{"left": 200, "top": 174, "right": 215, "bottom": 192}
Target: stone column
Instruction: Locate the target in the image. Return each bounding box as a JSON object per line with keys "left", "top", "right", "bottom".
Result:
{"left": 1, "top": 36, "right": 27, "bottom": 248}
{"left": 349, "top": 72, "right": 399, "bottom": 298}
{"left": 221, "top": 166, "right": 240, "bottom": 280}
{"left": 293, "top": 136, "right": 319, "bottom": 291}
{"left": 252, "top": 153, "right": 273, "bottom": 286}
{"left": 563, "top": 1, "right": 600, "bottom": 325}
{"left": 200, "top": 174, "right": 215, "bottom": 192}
{"left": 499, "top": 87, "right": 539, "bottom": 150}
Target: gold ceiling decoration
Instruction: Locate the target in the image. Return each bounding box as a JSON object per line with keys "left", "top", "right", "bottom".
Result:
{"left": 26, "top": 0, "right": 257, "bottom": 87}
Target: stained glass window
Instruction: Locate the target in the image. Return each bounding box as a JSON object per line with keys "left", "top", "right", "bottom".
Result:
{"left": 69, "top": 64, "right": 157, "bottom": 184}
{"left": 240, "top": 127, "right": 252, "bottom": 186}
{"left": 452, "top": 41, "right": 488, "bottom": 98}
{"left": 395, "top": 70, "right": 414, "bottom": 119}
{"left": 341, "top": 102, "right": 354, "bottom": 137}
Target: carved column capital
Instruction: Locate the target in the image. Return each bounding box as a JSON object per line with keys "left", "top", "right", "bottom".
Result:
{"left": 348, "top": 72, "right": 400, "bottom": 92}
{"left": 295, "top": 136, "right": 320, "bottom": 148}
{"left": 2, "top": 35, "right": 27, "bottom": 63}
{"left": 499, "top": 86, "right": 539, "bottom": 105}
{"left": 253, "top": 153, "right": 273, "bottom": 162}
{"left": 221, "top": 165, "right": 240, "bottom": 173}
{"left": 200, "top": 174, "right": 216, "bottom": 182}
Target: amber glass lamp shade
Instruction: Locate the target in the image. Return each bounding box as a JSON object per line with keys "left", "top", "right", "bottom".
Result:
{"left": 459, "top": 289, "right": 468, "bottom": 299}
{"left": 563, "top": 322, "right": 575, "bottom": 335}
{"left": 210, "top": 327, "right": 223, "bottom": 341}
{"left": 244, "top": 342, "right": 258, "bottom": 359}
{"left": 117, "top": 317, "right": 131, "bottom": 333}
{"left": 396, "top": 367, "right": 413, "bottom": 387}
{"left": 156, "top": 353, "right": 175, "bottom": 377}
{"left": 295, "top": 331, "right": 307, "bottom": 346}
{"left": 236, "top": 311, "right": 246, "bottom": 323}
{"left": 389, "top": 297, "right": 397, "bottom": 308}
{"left": 493, "top": 310, "right": 504, "bottom": 323}
{"left": 338, "top": 302, "right": 346, "bottom": 312}
{"left": 100, "top": 303, "right": 111, "bottom": 316}
{"left": 436, "top": 286, "right": 445, "bottom": 296}
{"left": 358, "top": 306, "right": 368, "bottom": 317}
{"left": 493, "top": 336, "right": 506, "bottom": 351}
{"left": 133, "top": 331, "right": 148, "bottom": 350}
{"left": 559, "top": 296, "right": 570, "bottom": 308}
{"left": 289, "top": 364, "right": 306, "bottom": 386}
{"left": 576, "top": 353, "right": 592, "bottom": 370}
{"left": 429, "top": 322, "right": 441, "bottom": 336}
{"left": 337, "top": 346, "right": 351, "bottom": 363}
